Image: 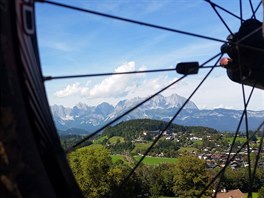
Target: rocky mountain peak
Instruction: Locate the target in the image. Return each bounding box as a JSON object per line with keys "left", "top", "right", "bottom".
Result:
{"left": 50, "top": 94, "right": 264, "bottom": 132}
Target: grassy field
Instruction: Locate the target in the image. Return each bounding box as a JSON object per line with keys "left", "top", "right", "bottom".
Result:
{"left": 93, "top": 135, "right": 108, "bottom": 144}
{"left": 111, "top": 154, "right": 177, "bottom": 165}
{"left": 134, "top": 155, "right": 177, "bottom": 165}
{"left": 111, "top": 154, "right": 135, "bottom": 164}
{"left": 226, "top": 136, "right": 247, "bottom": 144}
{"left": 111, "top": 154, "right": 125, "bottom": 163}
{"left": 159, "top": 197, "right": 176, "bottom": 198}
{"left": 178, "top": 147, "right": 198, "bottom": 153}
{"left": 193, "top": 139, "right": 203, "bottom": 146}
{"left": 108, "top": 136, "right": 125, "bottom": 144}
{"left": 159, "top": 193, "right": 258, "bottom": 198}
{"left": 244, "top": 192, "right": 258, "bottom": 198}
{"left": 87, "top": 143, "right": 104, "bottom": 149}
{"left": 132, "top": 142, "right": 152, "bottom": 153}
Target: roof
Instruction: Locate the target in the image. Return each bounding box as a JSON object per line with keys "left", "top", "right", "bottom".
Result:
{"left": 216, "top": 189, "right": 244, "bottom": 198}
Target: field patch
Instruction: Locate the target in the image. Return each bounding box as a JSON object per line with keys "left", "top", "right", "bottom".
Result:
{"left": 108, "top": 136, "right": 125, "bottom": 144}
{"left": 134, "top": 155, "right": 177, "bottom": 165}
{"left": 93, "top": 135, "right": 108, "bottom": 144}
{"left": 132, "top": 142, "right": 152, "bottom": 154}
{"left": 225, "top": 137, "right": 247, "bottom": 144}
{"left": 178, "top": 147, "right": 198, "bottom": 153}
{"left": 111, "top": 154, "right": 125, "bottom": 163}
{"left": 243, "top": 192, "right": 258, "bottom": 198}
{"left": 193, "top": 139, "right": 203, "bottom": 146}
{"left": 111, "top": 154, "right": 134, "bottom": 164}
{"left": 87, "top": 143, "right": 105, "bottom": 149}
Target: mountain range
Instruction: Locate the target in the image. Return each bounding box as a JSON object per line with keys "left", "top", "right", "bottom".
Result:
{"left": 50, "top": 94, "right": 264, "bottom": 133}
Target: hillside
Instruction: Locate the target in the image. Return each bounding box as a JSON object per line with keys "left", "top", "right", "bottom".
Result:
{"left": 60, "top": 119, "right": 219, "bottom": 156}
{"left": 102, "top": 119, "right": 217, "bottom": 140}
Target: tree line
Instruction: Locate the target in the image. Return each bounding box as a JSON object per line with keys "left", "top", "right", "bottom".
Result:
{"left": 102, "top": 119, "right": 217, "bottom": 140}
{"left": 68, "top": 144, "right": 264, "bottom": 198}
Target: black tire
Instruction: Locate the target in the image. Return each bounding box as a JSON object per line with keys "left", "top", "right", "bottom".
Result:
{"left": 0, "top": 1, "right": 83, "bottom": 197}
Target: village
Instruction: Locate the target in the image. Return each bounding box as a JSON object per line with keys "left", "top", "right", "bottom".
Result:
{"left": 133, "top": 128, "right": 264, "bottom": 170}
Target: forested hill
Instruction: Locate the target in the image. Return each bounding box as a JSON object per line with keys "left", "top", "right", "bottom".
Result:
{"left": 102, "top": 119, "right": 217, "bottom": 140}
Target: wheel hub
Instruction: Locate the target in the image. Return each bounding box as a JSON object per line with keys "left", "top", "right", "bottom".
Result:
{"left": 221, "top": 19, "right": 264, "bottom": 89}
{"left": 222, "top": 19, "right": 264, "bottom": 69}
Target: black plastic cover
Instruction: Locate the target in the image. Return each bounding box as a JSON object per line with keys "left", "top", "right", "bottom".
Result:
{"left": 176, "top": 62, "right": 199, "bottom": 75}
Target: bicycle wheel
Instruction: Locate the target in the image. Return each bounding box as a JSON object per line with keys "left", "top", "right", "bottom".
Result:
{"left": 1, "top": 0, "right": 264, "bottom": 198}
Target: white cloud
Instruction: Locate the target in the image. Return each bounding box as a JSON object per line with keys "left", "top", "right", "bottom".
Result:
{"left": 54, "top": 61, "right": 144, "bottom": 98}
{"left": 54, "top": 82, "right": 82, "bottom": 97}
{"left": 53, "top": 61, "right": 175, "bottom": 101}
{"left": 126, "top": 75, "right": 170, "bottom": 98}
{"left": 168, "top": 72, "right": 264, "bottom": 111}
{"left": 86, "top": 61, "right": 139, "bottom": 98}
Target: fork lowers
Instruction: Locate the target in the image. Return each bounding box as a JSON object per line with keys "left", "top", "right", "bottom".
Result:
{"left": 221, "top": 19, "right": 264, "bottom": 89}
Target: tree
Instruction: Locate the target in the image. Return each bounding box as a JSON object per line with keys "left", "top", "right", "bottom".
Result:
{"left": 222, "top": 167, "right": 249, "bottom": 191}
{"left": 107, "top": 163, "right": 138, "bottom": 198}
{"left": 147, "top": 166, "right": 164, "bottom": 198}
{"left": 159, "top": 163, "right": 175, "bottom": 196}
{"left": 136, "top": 165, "right": 173, "bottom": 198}
{"left": 259, "top": 186, "right": 264, "bottom": 198}
{"left": 68, "top": 145, "right": 139, "bottom": 198}
{"left": 68, "top": 145, "right": 112, "bottom": 198}
{"left": 222, "top": 167, "right": 264, "bottom": 192}
{"left": 173, "top": 156, "right": 211, "bottom": 198}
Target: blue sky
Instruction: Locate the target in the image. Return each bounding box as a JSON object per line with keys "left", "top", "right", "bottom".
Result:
{"left": 36, "top": 0, "right": 264, "bottom": 110}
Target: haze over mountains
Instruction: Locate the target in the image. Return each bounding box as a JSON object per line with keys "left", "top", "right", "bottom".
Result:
{"left": 51, "top": 94, "right": 264, "bottom": 133}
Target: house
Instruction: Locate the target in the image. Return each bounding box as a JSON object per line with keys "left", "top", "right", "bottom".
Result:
{"left": 165, "top": 136, "right": 172, "bottom": 140}
{"left": 143, "top": 130, "right": 161, "bottom": 138}
{"left": 198, "top": 154, "right": 204, "bottom": 160}
{"left": 157, "top": 152, "right": 164, "bottom": 157}
{"left": 206, "top": 162, "right": 218, "bottom": 169}
{"left": 216, "top": 189, "right": 244, "bottom": 198}
{"left": 190, "top": 136, "right": 202, "bottom": 141}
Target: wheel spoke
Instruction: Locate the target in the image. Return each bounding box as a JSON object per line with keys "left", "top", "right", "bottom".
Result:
{"left": 43, "top": 68, "right": 176, "bottom": 81}
{"left": 251, "top": 1, "right": 262, "bottom": 19}
{"left": 203, "top": 0, "right": 244, "bottom": 21}
{"left": 240, "top": 0, "right": 243, "bottom": 25}
{"left": 249, "top": 0, "right": 256, "bottom": 19}
{"left": 206, "top": 1, "right": 234, "bottom": 35}
{"left": 43, "top": 66, "right": 220, "bottom": 81}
